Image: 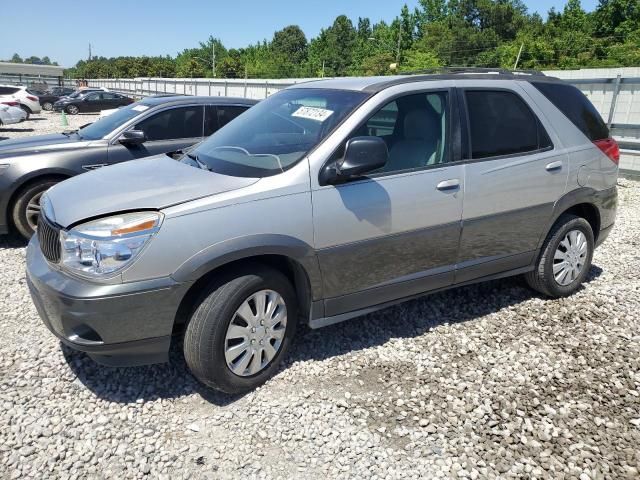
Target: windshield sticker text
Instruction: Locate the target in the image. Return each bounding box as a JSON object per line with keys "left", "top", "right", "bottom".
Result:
{"left": 292, "top": 106, "right": 334, "bottom": 122}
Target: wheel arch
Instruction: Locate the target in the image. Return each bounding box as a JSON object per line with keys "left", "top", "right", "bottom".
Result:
{"left": 171, "top": 236, "right": 324, "bottom": 331}
{"left": 6, "top": 171, "right": 74, "bottom": 227}
{"left": 538, "top": 187, "right": 606, "bottom": 252}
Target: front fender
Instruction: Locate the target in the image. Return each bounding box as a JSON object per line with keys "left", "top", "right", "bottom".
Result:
{"left": 170, "top": 233, "right": 323, "bottom": 300}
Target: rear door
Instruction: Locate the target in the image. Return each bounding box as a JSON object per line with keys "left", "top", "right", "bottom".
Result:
{"left": 82, "top": 92, "right": 106, "bottom": 112}
{"left": 107, "top": 105, "right": 205, "bottom": 163}
{"left": 456, "top": 84, "right": 568, "bottom": 282}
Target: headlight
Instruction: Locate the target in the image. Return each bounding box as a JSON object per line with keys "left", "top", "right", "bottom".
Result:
{"left": 60, "top": 211, "right": 162, "bottom": 278}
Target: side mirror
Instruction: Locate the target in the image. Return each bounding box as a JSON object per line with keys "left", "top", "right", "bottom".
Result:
{"left": 336, "top": 136, "right": 388, "bottom": 179}
{"left": 119, "top": 130, "right": 146, "bottom": 145}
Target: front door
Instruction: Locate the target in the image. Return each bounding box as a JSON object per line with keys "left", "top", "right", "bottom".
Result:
{"left": 107, "top": 105, "right": 204, "bottom": 163}
{"left": 313, "top": 90, "right": 464, "bottom": 317}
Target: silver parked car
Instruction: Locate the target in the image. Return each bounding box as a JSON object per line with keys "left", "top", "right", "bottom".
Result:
{"left": 26, "top": 70, "right": 619, "bottom": 393}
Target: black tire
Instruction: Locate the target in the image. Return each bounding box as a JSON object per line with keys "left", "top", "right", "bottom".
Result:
{"left": 66, "top": 105, "right": 79, "bottom": 115}
{"left": 42, "top": 102, "right": 54, "bottom": 111}
{"left": 184, "top": 265, "right": 298, "bottom": 394}
{"left": 19, "top": 105, "right": 30, "bottom": 120}
{"left": 12, "top": 179, "right": 60, "bottom": 239}
{"left": 525, "top": 214, "right": 594, "bottom": 298}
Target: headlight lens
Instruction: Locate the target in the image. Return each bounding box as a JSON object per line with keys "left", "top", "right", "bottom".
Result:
{"left": 60, "top": 212, "right": 162, "bottom": 278}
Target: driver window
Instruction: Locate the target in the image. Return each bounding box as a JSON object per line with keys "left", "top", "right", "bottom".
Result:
{"left": 344, "top": 91, "right": 449, "bottom": 174}
{"left": 87, "top": 93, "right": 102, "bottom": 101}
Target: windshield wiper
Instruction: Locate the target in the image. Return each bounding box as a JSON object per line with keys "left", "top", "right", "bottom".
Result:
{"left": 186, "top": 153, "right": 211, "bottom": 171}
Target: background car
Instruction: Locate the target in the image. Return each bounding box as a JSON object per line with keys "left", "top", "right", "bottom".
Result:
{"left": 0, "top": 103, "right": 27, "bottom": 126}
{"left": 48, "top": 86, "right": 75, "bottom": 97}
{"left": 28, "top": 89, "right": 64, "bottom": 111}
{"left": 0, "top": 95, "right": 257, "bottom": 237}
{"left": 53, "top": 91, "right": 133, "bottom": 115}
{"left": 0, "top": 85, "right": 42, "bottom": 119}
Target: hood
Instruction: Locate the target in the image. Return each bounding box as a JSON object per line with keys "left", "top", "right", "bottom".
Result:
{"left": 0, "top": 133, "right": 85, "bottom": 157}
{"left": 45, "top": 154, "right": 259, "bottom": 228}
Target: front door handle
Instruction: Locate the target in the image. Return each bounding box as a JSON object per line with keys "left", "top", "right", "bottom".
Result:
{"left": 436, "top": 179, "right": 460, "bottom": 191}
{"left": 545, "top": 161, "right": 563, "bottom": 172}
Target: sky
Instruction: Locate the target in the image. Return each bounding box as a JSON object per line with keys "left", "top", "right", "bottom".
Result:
{"left": 0, "top": 0, "right": 599, "bottom": 68}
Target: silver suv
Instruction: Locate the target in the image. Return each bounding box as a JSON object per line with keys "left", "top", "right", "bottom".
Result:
{"left": 26, "top": 70, "right": 619, "bottom": 393}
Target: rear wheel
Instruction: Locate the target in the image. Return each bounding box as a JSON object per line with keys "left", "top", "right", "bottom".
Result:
{"left": 184, "top": 265, "right": 297, "bottom": 394}
{"left": 66, "top": 105, "right": 79, "bottom": 115}
{"left": 42, "top": 102, "right": 54, "bottom": 111}
{"left": 12, "top": 179, "right": 60, "bottom": 239}
{"left": 525, "top": 214, "right": 594, "bottom": 297}
{"left": 19, "top": 105, "right": 30, "bottom": 120}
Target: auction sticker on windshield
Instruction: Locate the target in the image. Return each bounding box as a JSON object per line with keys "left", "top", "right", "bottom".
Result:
{"left": 132, "top": 105, "right": 150, "bottom": 112}
{"left": 292, "top": 106, "right": 334, "bottom": 122}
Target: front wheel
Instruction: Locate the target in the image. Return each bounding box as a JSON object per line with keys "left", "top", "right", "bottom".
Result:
{"left": 12, "top": 179, "right": 60, "bottom": 239}
{"left": 525, "top": 214, "right": 594, "bottom": 297}
{"left": 42, "top": 101, "right": 54, "bottom": 111}
{"left": 184, "top": 265, "right": 298, "bottom": 394}
{"left": 66, "top": 105, "right": 79, "bottom": 115}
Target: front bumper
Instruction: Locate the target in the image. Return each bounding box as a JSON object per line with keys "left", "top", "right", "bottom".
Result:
{"left": 26, "top": 235, "right": 192, "bottom": 366}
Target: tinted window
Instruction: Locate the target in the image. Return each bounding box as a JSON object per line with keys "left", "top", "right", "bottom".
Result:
{"left": 135, "top": 106, "right": 204, "bottom": 141}
{"left": 0, "top": 87, "right": 20, "bottom": 95}
{"left": 204, "top": 105, "right": 249, "bottom": 136}
{"left": 465, "top": 90, "right": 550, "bottom": 159}
{"left": 532, "top": 82, "right": 609, "bottom": 141}
{"left": 86, "top": 93, "right": 102, "bottom": 101}
{"left": 102, "top": 93, "right": 118, "bottom": 99}
{"left": 343, "top": 91, "right": 449, "bottom": 173}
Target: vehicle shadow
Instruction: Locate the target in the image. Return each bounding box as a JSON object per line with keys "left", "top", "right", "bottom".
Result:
{"left": 62, "top": 264, "right": 603, "bottom": 407}
{"left": 0, "top": 127, "right": 34, "bottom": 133}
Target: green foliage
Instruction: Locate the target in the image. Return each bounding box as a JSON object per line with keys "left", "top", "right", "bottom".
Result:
{"left": 64, "top": 0, "right": 640, "bottom": 79}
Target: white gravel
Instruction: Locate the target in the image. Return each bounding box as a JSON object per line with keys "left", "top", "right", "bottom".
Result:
{"left": 0, "top": 118, "right": 639, "bottom": 479}
{"left": 0, "top": 111, "right": 100, "bottom": 140}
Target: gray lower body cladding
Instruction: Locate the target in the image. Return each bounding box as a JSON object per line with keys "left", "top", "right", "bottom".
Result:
{"left": 26, "top": 236, "right": 191, "bottom": 366}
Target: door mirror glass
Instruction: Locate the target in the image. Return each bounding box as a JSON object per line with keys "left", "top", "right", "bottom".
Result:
{"left": 119, "top": 129, "right": 146, "bottom": 145}
{"left": 336, "top": 136, "right": 388, "bottom": 179}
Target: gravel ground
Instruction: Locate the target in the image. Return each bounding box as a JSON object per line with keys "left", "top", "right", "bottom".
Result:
{"left": 0, "top": 111, "right": 100, "bottom": 140}
{"left": 0, "top": 117, "right": 639, "bottom": 479}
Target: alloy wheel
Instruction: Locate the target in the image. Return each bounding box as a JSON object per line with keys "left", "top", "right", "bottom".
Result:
{"left": 25, "top": 191, "right": 44, "bottom": 232}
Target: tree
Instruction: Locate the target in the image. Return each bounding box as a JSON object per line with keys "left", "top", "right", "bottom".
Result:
{"left": 272, "top": 25, "right": 308, "bottom": 66}
{"left": 10, "top": 53, "right": 22, "bottom": 63}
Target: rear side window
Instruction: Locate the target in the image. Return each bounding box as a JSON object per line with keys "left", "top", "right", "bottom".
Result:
{"left": 0, "top": 87, "right": 20, "bottom": 95}
{"left": 465, "top": 90, "right": 551, "bottom": 159}
{"left": 532, "top": 82, "right": 609, "bottom": 141}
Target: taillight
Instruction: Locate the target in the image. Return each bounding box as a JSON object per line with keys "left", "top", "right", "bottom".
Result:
{"left": 26, "top": 95, "right": 38, "bottom": 102}
{"left": 593, "top": 138, "right": 619, "bottom": 166}
{"left": 1, "top": 101, "right": 19, "bottom": 107}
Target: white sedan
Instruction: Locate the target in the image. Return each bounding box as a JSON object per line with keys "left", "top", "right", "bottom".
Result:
{"left": 0, "top": 102, "right": 27, "bottom": 126}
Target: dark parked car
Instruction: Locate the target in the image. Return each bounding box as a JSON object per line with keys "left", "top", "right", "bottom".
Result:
{"left": 30, "top": 87, "right": 76, "bottom": 111}
{"left": 48, "top": 87, "right": 75, "bottom": 97}
{"left": 0, "top": 96, "right": 257, "bottom": 237}
{"left": 53, "top": 91, "right": 134, "bottom": 114}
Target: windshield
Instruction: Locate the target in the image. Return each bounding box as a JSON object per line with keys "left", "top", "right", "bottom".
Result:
{"left": 78, "top": 103, "right": 151, "bottom": 140}
{"left": 187, "top": 88, "right": 368, "bottom": 177}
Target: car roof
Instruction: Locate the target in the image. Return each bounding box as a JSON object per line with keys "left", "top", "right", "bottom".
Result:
{"left": 139, "top": 95, "right": 259, "bottom": 106}
{"left": 289, "top": 72, "right": 565, "bottom": 93}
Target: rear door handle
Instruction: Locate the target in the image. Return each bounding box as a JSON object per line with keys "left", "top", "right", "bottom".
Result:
{"left": 545, "top": 161, "right": 563, "bottom": 172}
{"left": 436, "top": 179, "right": 460, "bottom": 191}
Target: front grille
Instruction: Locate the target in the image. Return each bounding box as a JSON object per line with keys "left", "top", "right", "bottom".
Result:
{"left": 37, "top": 213, "right": 61, "bottom": 263}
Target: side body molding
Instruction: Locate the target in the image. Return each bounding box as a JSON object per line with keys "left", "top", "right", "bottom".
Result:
{"left": 170, "top": 233, "right": 324, "bottom": 300}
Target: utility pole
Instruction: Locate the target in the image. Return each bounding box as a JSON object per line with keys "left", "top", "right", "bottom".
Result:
{"left": 88, "top": 43, "right": 92, "bottom": 61}
{"left": 513, "top": 43, "right": 524, "bottom": 70}
{"left": 321, "top": 60, "right": 325, "bottom": 78}
{"left": 396, "top": 27, "right": 401, "bottom": 65}
{"left": 212, "top": 41, "right": 216, "bottom": 78}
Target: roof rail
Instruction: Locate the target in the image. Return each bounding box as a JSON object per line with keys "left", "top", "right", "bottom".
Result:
{"left": 400, "top": 66, "right": 546, "bottom": 76}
